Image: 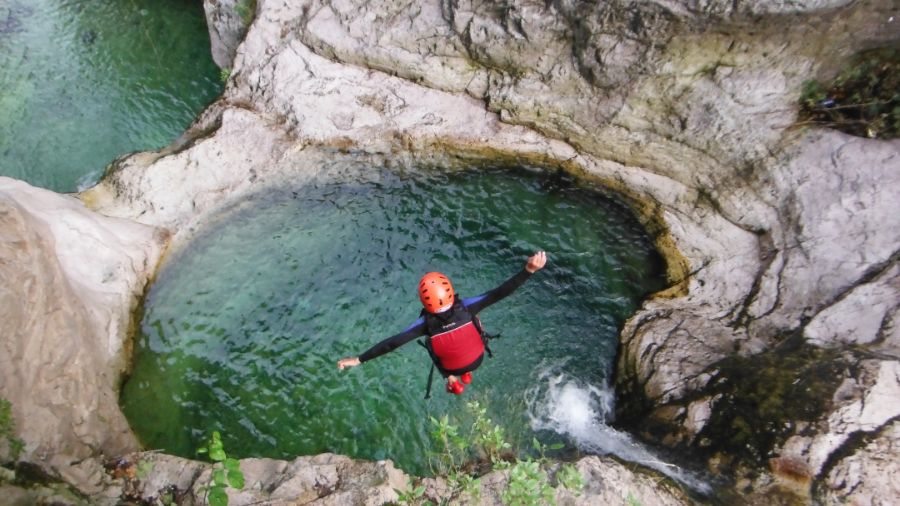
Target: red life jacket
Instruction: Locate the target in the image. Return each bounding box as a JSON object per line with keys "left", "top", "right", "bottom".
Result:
{"left": 429, "top": 321, "right": 485, "bottom": 371}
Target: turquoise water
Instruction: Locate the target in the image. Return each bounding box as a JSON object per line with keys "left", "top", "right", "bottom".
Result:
{"left": 0, "top": 0, "right": 222, "bottom": 192}
{"left": 121, "top": 168, "right": 666, "bottom": 475}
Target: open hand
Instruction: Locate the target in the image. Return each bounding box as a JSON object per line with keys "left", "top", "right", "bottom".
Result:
{"left": 525, "top": 251, "right": 547, "bottom": 273}
{"left": 337, "top": 357, "right": 361, "bottom": 370}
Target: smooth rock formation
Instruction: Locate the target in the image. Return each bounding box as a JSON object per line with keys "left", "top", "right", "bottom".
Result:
{"left": 0, "top": 178, "right": 167, "bottom": 467}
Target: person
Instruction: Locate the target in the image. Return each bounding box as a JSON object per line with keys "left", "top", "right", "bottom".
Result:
{"left": 337, "top": 251, "right": 547, "bottom": 395}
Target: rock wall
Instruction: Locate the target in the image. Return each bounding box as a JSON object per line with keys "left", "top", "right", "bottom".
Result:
{"left": 0, "top": 178, "right": 167, "bottom": 468}
{"left": 204, "top": 0, "right": 254, "bottom": 69}
{"left": 210, "top": 0, "right": 900, "bottom": 501}
{"left": 0, "top": 452, "right": 691, "bottom": 506}
{"left": 2, "top": 0, "right": 893, "bottom": 502}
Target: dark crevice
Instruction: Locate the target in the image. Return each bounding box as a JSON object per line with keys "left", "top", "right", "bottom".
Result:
{"left": 728, "top": 230, "right": 778, "bottom": 330}
{"left": 812, "top": 414, "right": 900, "bottom": 500}
{"left": 678, "top": 336, "right": 847, "bottom": 474}
{"left": 802, "top": 249, "right": 900, "bottom": 331}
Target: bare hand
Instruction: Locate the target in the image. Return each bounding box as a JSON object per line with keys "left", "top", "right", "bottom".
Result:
{"left": 525, "top": 251, "right": 547, "bottom": 273}
{"left": 337, "top": 357, "right": 361, "bottom": 370}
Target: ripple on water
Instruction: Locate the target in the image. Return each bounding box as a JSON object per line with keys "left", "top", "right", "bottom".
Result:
{"left": 121, "top": 168, "right": 666, "bottom": 475}
{"left": 0, "top": 0, "right": 221, "bottom": 192}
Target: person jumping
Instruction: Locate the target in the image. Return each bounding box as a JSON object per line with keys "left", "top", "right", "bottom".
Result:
{"left": 337, "top": 251, "right": 547, "bottom": 396}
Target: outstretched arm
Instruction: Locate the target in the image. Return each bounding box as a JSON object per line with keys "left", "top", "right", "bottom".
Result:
{"left": 337, "top": 318, "right": 426, "bottom": 370}
{"left": 464, "top": 251, "right": 547, "bottom": 315}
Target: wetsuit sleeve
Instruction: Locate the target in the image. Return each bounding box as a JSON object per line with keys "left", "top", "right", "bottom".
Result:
{"left": 358, "top": 317, "right": 426, "bottom": 363}
{"left": 463, "top": 268, "right": 533, "bottom": 315}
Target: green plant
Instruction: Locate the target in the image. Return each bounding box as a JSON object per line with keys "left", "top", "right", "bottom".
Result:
{"left": 0, "top": 398, "right": 24, "bottom": 461}
{"left": 799, "top": 80, "right": 827, "bottom": 110}
{"left": 468, "top": 400, "right": 512, "bottom": 464}
{"left": 555, "top": 464, "right": 583, "bottom": 495}
{"left": 449, "top": 470, "right": 481, "bottom": 502}
{"left": 395, "top": 478, "right": 426, "bottom": 505}
{"left": 136, "top": 459, "right": 154, "bottom": 480}
{"left": 531, "top": 437, "right": 564, "bottom": 463}
{"left": 428, "top": 414, "right": 482, "bottom": 504}
{"left": 625, "top": 492, "right": 643, "bottom": 506}
{"left": 234, "top": 0, "right": 257, "bottom": 26}
{"left": 429, "top": 414, "right": 468, "bottom": 475}
{"left": 502, "top": 460, "right": 555, "bottom": 506}
{"left": 197, "top": 431, "right": 245, "bottom": 506}
{"left": 219, "top": 68, "right": 231, "bottom": 83}
{"left": 796, "top": 47, "right": 899, "bottom": 139}
{"left": 427, "top": 402, "right": 579, "bottom": 505}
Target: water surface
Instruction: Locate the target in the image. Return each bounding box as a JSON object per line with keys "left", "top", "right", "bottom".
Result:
{"left": 0, "top": 0, "right": 222, "bottom": 192}
{"left": 121, "top": 168, "right": 666, "bottom": 475}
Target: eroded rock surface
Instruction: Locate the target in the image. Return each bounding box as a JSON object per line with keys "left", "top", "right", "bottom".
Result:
{"left": 0, "top": 453, "right": 691, "bottom": 506}
{"left": 0, "top": 178, "right": 167, "bottom": 468}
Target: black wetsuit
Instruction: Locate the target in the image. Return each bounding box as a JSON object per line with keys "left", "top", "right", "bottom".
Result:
{"left": 358, "top": 268, "right": 533, "bottom": 373}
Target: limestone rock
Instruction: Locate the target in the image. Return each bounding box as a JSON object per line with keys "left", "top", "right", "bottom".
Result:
{"left": 774, "top": 360, "right": 900, "bottom": 484}
{"left": 0, "top": 178, "right": 166, "bottom": 467}
{"left": 820, "top": 420, "right": 900, "bottom": 505}
{"left": 111, "top": 453, "right": 688, "bottom": 506}
{"left": 103, "top": 452, "right": 407, "bottom": 505}
{"left": 204, "top": 0, "right": 253, "bottom": 69}
{"left": 805, "top": 263, "right": 900, "bottom": 350}
{"left": 29, "top": 0, "right": 900, "bottom": 502}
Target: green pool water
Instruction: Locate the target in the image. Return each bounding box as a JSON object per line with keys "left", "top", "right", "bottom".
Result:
{"left": 0, "top": 0, "right": 222, "bottom": 192}
{"left": 120, "top": 168, "right": 666, "bottom": 475}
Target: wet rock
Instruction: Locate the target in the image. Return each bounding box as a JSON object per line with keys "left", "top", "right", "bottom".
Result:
{"left": 819, "top": 420, "right": 900, "bottom": 505}
{"left": 774, "top": 360, "right": 900, "bottom": 483}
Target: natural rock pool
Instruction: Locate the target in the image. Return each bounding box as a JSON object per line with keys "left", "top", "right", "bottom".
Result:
{"left": 0, "top": 0, "right": 221, "bottom": 192}
{"left": 121, "top": 167, "right": 666, "bottom": 475}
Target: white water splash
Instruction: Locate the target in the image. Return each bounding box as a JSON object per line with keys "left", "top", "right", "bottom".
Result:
{"left": 525, "top": 367, "right": 712, "bottom": 494}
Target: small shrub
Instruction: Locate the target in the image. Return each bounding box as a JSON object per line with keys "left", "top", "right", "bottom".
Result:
{"left": 197, "top": 431, "right": 244, "bottom": 506}
{"left": 234, "top": 0, "right": 257, "bottom": 26}
{"left": 426, "top": 401, "right": 580, "bottom": 505}
{"left": 555, "top": 463, "right": 584, "bottom": 495}
{"left": 0, "top": 398, "right": 24, "bottom": 461}
{"left": 469, "top": 400, "right": 512, "bottom": 464}
{"left": 394, "top": 478, "right": 426, "bottom": 505}
{"left": 797, "top": 47, "right": 899, "bottom": 139}
{"left": 502, "top": 460, "right": 555, "bottom": 506}
{"left": 428, "top": 414, "right": 482, "bottom": 503}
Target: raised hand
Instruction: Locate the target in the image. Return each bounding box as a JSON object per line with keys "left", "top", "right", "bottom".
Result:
{"left": 337, "top": 357, "right": 361, "bottom": 370}
{"left": 525, "top": 251, "right": 547, "bottom": 273}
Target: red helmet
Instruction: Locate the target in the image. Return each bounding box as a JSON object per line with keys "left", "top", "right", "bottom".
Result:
{"left": 419, "top": 272, "right": 454, "bottom": 313}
